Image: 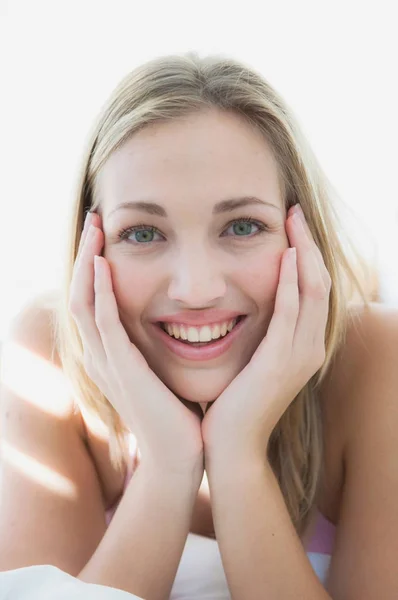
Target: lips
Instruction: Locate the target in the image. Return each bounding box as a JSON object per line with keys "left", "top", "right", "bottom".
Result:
{"left": 157, "top": 314, "right": 246, "bottom": 337}
{"left": 152, "top": 309, "right": 244, "bottom": 327}
{"left": 151, "top": 315, "right": 248, "bottom": 361}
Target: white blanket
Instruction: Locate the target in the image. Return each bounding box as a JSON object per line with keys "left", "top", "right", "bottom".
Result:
{"left": 0, "top": 564, "right": 144, "bottom": 599}
{"left": 0, "top": 546, "right": 331, "bottom": 600}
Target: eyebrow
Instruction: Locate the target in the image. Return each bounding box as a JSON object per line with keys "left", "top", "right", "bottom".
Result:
{"left": 107, "top": 196, "right": 281, "bottom": 218}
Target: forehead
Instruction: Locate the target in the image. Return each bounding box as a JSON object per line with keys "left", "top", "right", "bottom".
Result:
{"left": 98, "top": 109, "right": 283, "bottom": 218}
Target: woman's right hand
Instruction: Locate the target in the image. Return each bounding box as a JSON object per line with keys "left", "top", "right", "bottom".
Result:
{"left": 69, "top": 211, "right": 204, "bottom": 478}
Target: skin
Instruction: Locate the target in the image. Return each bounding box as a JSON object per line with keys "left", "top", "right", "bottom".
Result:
{"left": 97, "top": 107, "right": 290, "bottom": 407}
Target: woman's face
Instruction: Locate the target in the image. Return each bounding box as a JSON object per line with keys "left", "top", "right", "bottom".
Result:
{"left": 98, "top": 108, "right": 289, "bottom": 403}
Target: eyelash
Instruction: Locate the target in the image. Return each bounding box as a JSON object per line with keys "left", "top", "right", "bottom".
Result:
{"left": 117, "top": 216, "right": 270, "bottom": 246}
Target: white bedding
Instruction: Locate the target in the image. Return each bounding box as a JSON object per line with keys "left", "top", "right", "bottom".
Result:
{"left": 0, "top": 564, "right": 144, "bottom": 599}
{"left": 168, "top": 533, "right": 331, "bottom": 599}
{"left": 0, "top": 548, "right": 330, "bottom": 600}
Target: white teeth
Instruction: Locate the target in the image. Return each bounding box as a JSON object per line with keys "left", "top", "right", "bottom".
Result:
{"left": 212, "top": 323, "right": 221, "bottom": 338}
{"left": 163, "top": 318, "right": 239, "bottom": 342}
{"left": 186, "top": 326, "right": 200, "bottom": 342}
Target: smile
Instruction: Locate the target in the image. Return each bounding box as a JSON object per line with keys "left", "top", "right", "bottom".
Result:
{"left": 151, "top": 315, "right": 248, "bottom": 361}
{"left": 159, "top": 316, "right": 244, "bottom": 345}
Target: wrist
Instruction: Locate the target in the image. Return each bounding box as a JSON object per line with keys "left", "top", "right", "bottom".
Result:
{"left": 205, "top": 445, "right": 268, "bottom": 475}
{"left": 139, "top": 456, "right": 204, "bottom": 489}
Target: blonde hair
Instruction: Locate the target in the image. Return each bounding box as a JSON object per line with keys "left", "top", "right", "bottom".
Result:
{"left": 54, "top": 51, "right": 374, "bottom": 536}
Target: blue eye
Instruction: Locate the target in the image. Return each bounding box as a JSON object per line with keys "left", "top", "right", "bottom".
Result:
{"left": 223, "top": 218, "right": 265, "bottom": 238}
{"left": 117, "top": 217, "right": 269, "bottom": 245}
{"left": 119, "top": 225, "right": 160, "bottom": 244}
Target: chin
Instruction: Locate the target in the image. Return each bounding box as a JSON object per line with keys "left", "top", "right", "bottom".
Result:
{"left": 139, "top": 341, "right": 249, "bottom": 404}
{"left": 175, "top": 389, "right": 218, "bottom": 403}
{"left": 158, "top": 366, "right": 238, "bottom": 404}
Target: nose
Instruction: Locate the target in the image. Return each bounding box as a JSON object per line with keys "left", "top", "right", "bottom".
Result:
{"left": 167, "top": 248, "right": 227, "bottom": 306}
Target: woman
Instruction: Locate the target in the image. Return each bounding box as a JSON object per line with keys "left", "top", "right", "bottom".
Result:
{"left": 1, "top": 52, "right": 397, "bottom": 600}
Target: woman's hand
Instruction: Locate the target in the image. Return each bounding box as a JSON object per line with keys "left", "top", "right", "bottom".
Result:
{"left": 69, "top": 211, "right": 204, "bottom": 477}
{"left": 201, "top": 204, "right": 331, "bottom": 462}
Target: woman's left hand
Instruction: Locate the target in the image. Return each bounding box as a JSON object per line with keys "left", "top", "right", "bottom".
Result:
{"left": 201, "top": 204, "right": 331, "bottom": 462}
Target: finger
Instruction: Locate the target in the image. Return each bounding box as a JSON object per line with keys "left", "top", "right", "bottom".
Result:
{"left": 289, "top": 205, "right": 331, "bottom": 289}
{"left": 76, "top": 211, "right": 103, "bottom": 265}
{"left": 69, "top": 225, "right": 106, "bottom": 364}
{"left": 75, "top": 211, "right": 94, "bottom": 264}
{"left": 75, "top": 211, "right": 103, "bottom": 266}
{"left": 289, "top": 213, "right": 328, "bottom": 298}
{"left": 287, "top": 212, "right": 330, "bottom": 356}
{"left": 93, "top": 255, "right": 137, "bottom": 373}
{"left": 258, "top": 248, "right": 299, "bottom": 368}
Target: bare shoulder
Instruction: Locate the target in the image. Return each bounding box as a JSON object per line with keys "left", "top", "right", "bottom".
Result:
{"left": 0, "top": 291, "right": 110, "bottom": 573}
{"left": 319, "top": 310, "right": 398, "bottom": 594}
{"left": 321, "top": 301, "right": 398, "bottom": 428}
{"left": 3, "top": 290, "right": 126, "bottom": 507}
{"left": 342, "top": 301, "right": 398, "bottom": 447}
{"left": 4, "top": 290, "right": 83, "bottom": 431}
{"left": 341, "top": 301, "right": 398, "bottom": 366}
{"left": 317, "top": 302, "right": 398, "bottom": 521}
{"left": 6, "top": 290, "right": 58, "bottom": 349}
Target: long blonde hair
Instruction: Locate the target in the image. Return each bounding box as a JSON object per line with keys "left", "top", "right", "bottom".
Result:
{"left": 53, "top": 51, "right": 374, "bottom": 536}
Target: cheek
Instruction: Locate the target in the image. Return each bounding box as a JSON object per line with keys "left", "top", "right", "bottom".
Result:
{"left": 239, "top": 251, "right": 282, "bottom": 304}
{"left": 107, "top": 259, "right": 156, "bottom": 316}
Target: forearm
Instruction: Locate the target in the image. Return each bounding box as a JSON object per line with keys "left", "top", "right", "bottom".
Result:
{"left": 78, "top": 462, "right": 203, "bottom": 600}
{"left": 206, "top": 453, "right": 330, "bottom": 600}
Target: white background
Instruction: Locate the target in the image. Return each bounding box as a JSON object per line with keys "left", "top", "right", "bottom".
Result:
{"left": 1, "top": 0, "right": 398, "bottom": 340}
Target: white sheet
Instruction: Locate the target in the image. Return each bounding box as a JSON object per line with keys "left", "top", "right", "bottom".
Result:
{"left": 0, "top": 564, "right": 144, "bottom": 599}
{"left": 0, "top": 538, "right": 331, "bottom": 600}
{"left": 169, "top": 533, "right": 331, "bottom": 599}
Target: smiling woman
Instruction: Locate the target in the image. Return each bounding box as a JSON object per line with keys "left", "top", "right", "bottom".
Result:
{"left": 1, "top": 51, "right": 396, "bottom": 600}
